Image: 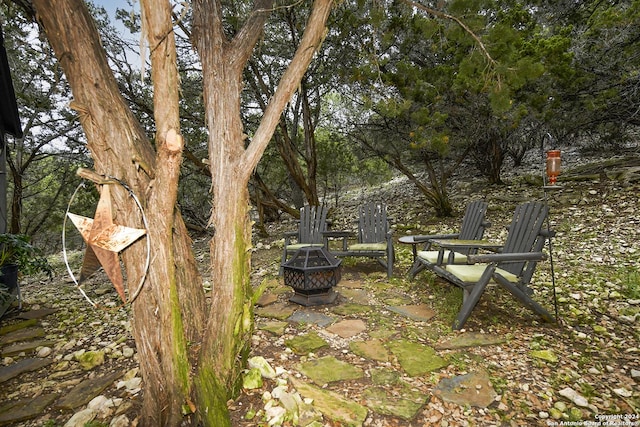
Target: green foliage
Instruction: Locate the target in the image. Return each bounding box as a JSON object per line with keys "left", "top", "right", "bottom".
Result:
{"left": 1, "top": 4, "right": 92, "bottom": 247}
{"left": 0, "top": 285, "right": 12, "bottom": 306}
{"left": 0, "top": 234, "right": 53, "bottom": 278}
{"left": 424, "top": 273, "right": 463, "bottom": 324}
{"left": 4, "top": 0, "right": 639, "bottom": 241}
{"left": 620, "top": 268, "right": 640, "bottom": 300}
{"left": 357, "top": 157, "right": 392, "bottom": 186}
{"left": 316, "top": 132, "right": 354, "bottom": 196}
{"left": 343, "top": 0, "right": 584, "bottom": 208}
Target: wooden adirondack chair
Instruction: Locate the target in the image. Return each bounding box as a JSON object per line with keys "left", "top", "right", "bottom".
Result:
{"left": 281, "top": 205, "right": 329, "bottom": 274}
{"left": 427, "top": 201, "right": 556, "bottom": 330}
{"left": 407, "top": 200, "right": 489, "bottom": 279}
{"left": 324, "top": 202, "right": 394, "bottom": 277}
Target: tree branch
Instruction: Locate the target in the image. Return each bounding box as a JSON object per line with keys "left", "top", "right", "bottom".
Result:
{"left": 229, "top": 0, "right": 274, "bottom": 73}
{"left": 241, "top": 0, "right": 333, "bottom": 176}
{"left": 400, "top": 0, "right": 496, "bottom": 66}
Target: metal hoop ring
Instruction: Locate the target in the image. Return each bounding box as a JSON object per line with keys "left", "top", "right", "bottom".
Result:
{"left": 62, "top": 176, "right": 150, "bottom": 308}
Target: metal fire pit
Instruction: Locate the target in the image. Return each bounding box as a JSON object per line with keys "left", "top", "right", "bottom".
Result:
{"left": 282, "top": 246, "right": 341, "bottom": 306}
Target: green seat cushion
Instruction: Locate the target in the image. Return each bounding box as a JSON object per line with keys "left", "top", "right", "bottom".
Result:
{"left": 445, "top": 264, "right": 519, "bottom": 283}
{"left": 348, "top": 242, "right": 387, "bottom": 252}
{"left": 286, "top": 243, "right": 324, "bottom": 252}
{"left": 417, "top": 250, "right": 468, "bottom": 264}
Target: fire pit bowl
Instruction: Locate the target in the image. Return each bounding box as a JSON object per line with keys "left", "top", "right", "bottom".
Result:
{"left": 282, "top": 246, "right": 341, "bottom": 306}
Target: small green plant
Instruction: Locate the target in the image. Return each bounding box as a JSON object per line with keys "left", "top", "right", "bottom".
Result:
{"left": 0, "top": 234, "right": 53, "bottom": 278}
{"left": 0, "top": 285, "right": 11, "bottom": 305}
{"left": 580, "top": 381, "right": 596, "bottom": 398}
{"left": 426, "top": 276, "right": 463, "bottom": 324}
{"left": 447, "top": 352, "right": 471, "bottom": 370}
{"left": 490, "top": 375, "right": 508, "bottom": 395}
{"left": 621, "top": 269, "right": 640, "bottom": 300}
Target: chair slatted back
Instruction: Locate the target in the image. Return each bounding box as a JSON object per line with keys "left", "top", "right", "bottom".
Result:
{"left": 458, "top": 200, "right": 489, "bottom": 240}
{"left": 499, "top": 201, "right": 549, "bottom": 279}
{"left": 298, "top": 205, "right": 328, "bottom": 244}
{"left": 358, "top": 202, "right": 388, "bottom": 243}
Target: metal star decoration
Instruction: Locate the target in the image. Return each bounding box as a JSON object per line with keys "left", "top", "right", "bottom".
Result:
{"left": 67, "top": 184, "right": 146, "bottom": 302}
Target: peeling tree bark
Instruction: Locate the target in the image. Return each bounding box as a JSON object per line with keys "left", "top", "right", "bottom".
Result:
{"left": 28, "top": 0, "right": 333, "bottom": 424}
{"left": 32, "top": 0, "right": 205, "bottom": 424}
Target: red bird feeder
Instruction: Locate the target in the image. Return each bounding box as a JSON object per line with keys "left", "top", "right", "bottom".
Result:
{"left": 546, "top": 150, "right": 561, "bottom": 186}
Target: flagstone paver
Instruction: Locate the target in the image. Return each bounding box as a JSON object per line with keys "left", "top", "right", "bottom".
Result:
{"left": 291, "top": 378, "right": 368, "bottom": 427}
{"left": 255, "top": 302, "right": 296, "bottom": 320}
{"left": 386, "top": 304, "right": 436, "bottom": 322}
{"left": 339, "top": 279, "right": 363, "bottom": 289}
{"left": 338, "top": 288, "right": 370, "bottom": 304}
{"left": 257, "top": 320, "right": 288, "bottom": 335}
{"left": 288, "top": 310, "right": 334, "bottom": 327}
{"left": 369, "top": 328, "right": 398, "bottom": 340}
{"left": 331, "top": 302, "right": 371, "bottom": 316}
{"left": 285, "top": 332, "right": 329, "bottom": 355}
{"left": 349, "top": 339, "right": 390, "bottom": 362}
{"left": 326, "top": 319, "right": 366, "bottom": 338}
{"left": 363, "top": 385, "right": 428, "bottom": 421}
{"left": 381, "top": 294, "right": 413, "bottom": 306}
{"left": 297, "top": 356, "right": 364, "bottom": 385}
{"left": 251, "top": 269, "right": 514, "bottom": 419}
{"left": 370, "top": 368, "right": 400, "bottom": 385}
{"left": 433, "top": 370, "right": 497, "bottom": 408}
{"left": 0, "top": 357, "right": 54, "bottom": 383}
{"left": 388, "top": 340, "right": 448, "bottom": 377}
{"left": 256, "top": 292, "right": 278, "bottom": 307}
{"left": 0, "top": 393, "right": 59, "bottom": 425}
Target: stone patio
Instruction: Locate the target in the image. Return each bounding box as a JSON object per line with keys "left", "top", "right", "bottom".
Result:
{"left": 250, "top": 268, "right": 503, "bottom": 425}
{"left": 2, "top": 267, "right": 504, "bottom": 426}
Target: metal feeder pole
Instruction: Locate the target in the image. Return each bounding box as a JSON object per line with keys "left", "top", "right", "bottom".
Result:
{"left": 542, "top": 132, "right": 560, "bottom": 323}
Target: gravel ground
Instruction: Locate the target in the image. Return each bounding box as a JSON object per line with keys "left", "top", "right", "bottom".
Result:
{"left": 2, "top": 149, "right": 639, "bottom": 426}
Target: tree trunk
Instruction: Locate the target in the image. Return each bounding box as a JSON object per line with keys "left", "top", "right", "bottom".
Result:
{"left": 247, "top": 60, "right": 321, "bottom": 208}
{"left": 30, "top": 0, "right": 333, "bottom": 424}
{"left": 8, "top": 163, "right": 21, "bottom": 233}
{"left": 32, "top": 0, "right": 206, "bottom": 424}
{"left": 192, "top": 1, "right": 333, "bottom": 424}
{"left": 301, "top": 81, "right": 320, "bottom": 204}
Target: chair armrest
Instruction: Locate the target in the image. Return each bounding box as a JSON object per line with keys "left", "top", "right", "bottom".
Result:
{"left": 283, "top": 231, "right": 297, "bottom": 246}
{"left": 412, "top": 233, "right": 459, "bottom": 242}
{"left": 468, "top": 252, "right": 547, "bottom": 264}
{"left": 429, "top": 239, "right": 503, "bottom": 264}
{"left": 430, "top": 239, "right": 503, "bottom": 251}
{"left": 322, "top": 231, "right": 352, "bottom": 251}
{"left": 408, "top": 233, "right": 459, "bottom": 250}
{"left": 322, "top": 231, "right": 353, "bottom": 238}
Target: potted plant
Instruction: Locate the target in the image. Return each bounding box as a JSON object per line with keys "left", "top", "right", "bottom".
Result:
{"left": 0, "top": 233, "right": 53, "bottom": 318}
